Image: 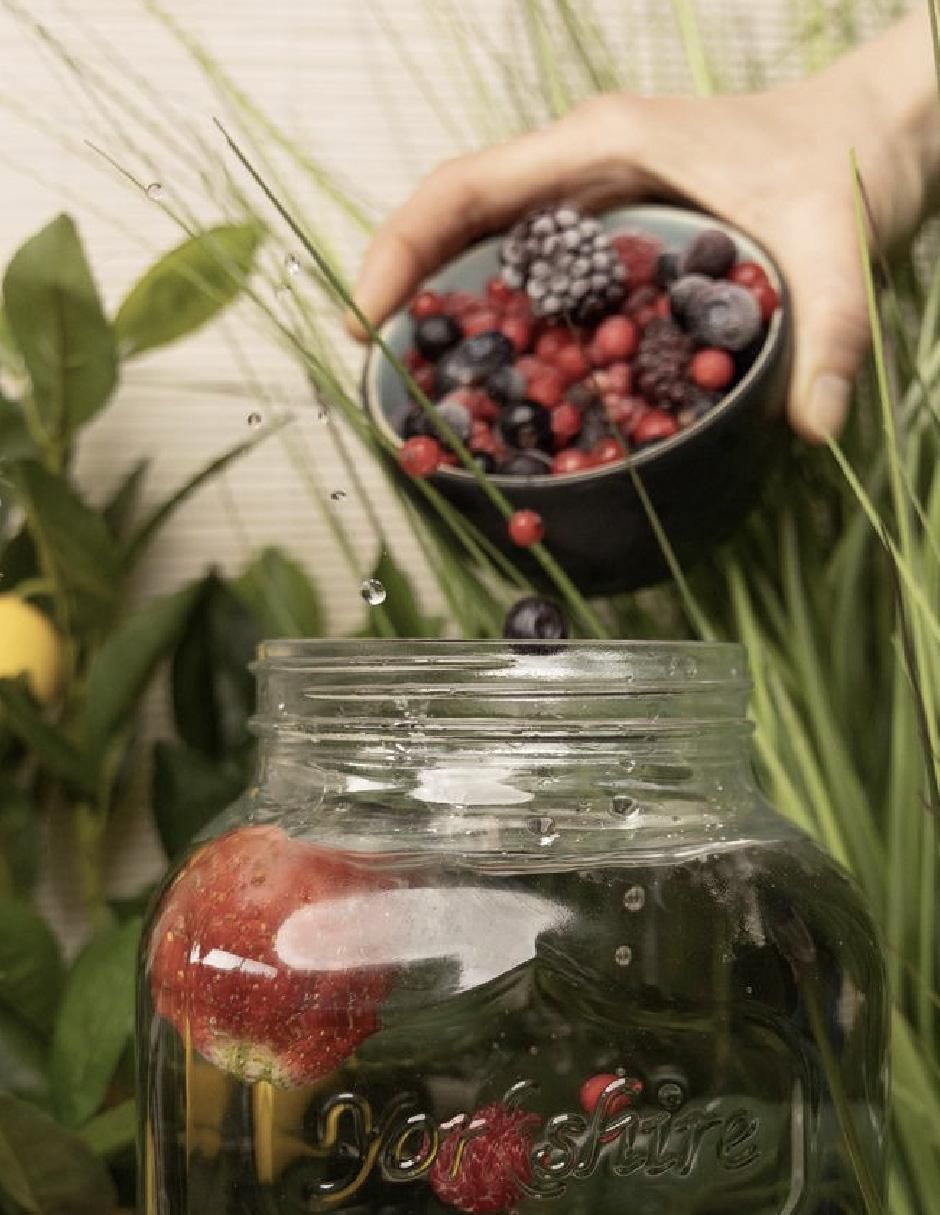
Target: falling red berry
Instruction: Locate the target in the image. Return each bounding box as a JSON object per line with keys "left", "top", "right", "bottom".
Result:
{"left": 398, "top": 435, "right": 443, "bottom": 477}
{"left": 728, "top": 261, "right": 768, "bottom": 289}
{"left": 579, "top": 1073, "right": 644, "bottom": 1142}
{"left": 508, "top": 510, "right": 545, "bottom": 547}
{"left": 689, "top": 348, "right": 735, "bottom": 392}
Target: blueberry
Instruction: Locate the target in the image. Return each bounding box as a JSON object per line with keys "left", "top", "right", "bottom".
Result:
{"left": 680, "top": 228, "right": 737, "bottom": 279}
{"left": 434, "top": 397, "right": 472, "bottom": 443}
{"left": 486, "top": 364, "right": 528, "bottom": 405}
{"left": 434, "top": 331, "right": 515, "bottom": 396}
{"left": 499, "top": 451, "right": 553, "bottom": 476}
{"left": 686, "top": 283, "right": 761, "bottom": 352}
{"left": 414, "top": 314, "right": 462, "bottom": 361}
{"left": 503, "top": 596, "right": 569, "bottom": 652}
{"left": 499, "top": 401, "right": 553, "bottom": 453}
{"left": 668, "top": 275, "right": 712, "bottom": 326}
{"left": 655, "top": 251, "right": 681, "bottom": 289}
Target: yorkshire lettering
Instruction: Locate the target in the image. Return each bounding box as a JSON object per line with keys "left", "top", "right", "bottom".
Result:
{"left": 301, "top": 1078, "right": 767, "bottom": 1208}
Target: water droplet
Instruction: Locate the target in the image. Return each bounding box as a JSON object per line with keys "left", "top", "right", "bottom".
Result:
{"left": 316, "top": 404, "right": 330, "bottom": 423}
{"left": 575, "top": 798, "right": 591, "bottom": 814}
{"left": 284, "top": 253, "right": 301, "bottom": 277}
{"left": 247, "top": 412, "right": 262, "bottom": 427}
{"left": 657, "top": 1081, "right": 686, "bottom": 1110}
{"left": 614, "top": 945, "right": 633, "bottom": 967}
{"left": 360, "top": 578, "right": 387, "bottom": 606}
{"left": 146, "top": 181, "right": 166, "bottom": 200}
{"left": 610, "top": 794, "right": 638, "bottom": 818}
{"left": 330, "top": 490, "right": 347, "bottom": 502}
{"left": 623, "top": 885, "right": 645, "bottom": 912}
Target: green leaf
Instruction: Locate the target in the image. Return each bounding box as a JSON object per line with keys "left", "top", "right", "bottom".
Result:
{"left": 0, "top": 1006, "right": 49, "bottom": 1107}
{"left": 0, "top": 308, "right": 24, "bottom": 374}
{"left": 0, "top": 681, "right": 94, "bottom": 795}
{"left": 1, "top": 215, "right": 117, "bottom": 441}
{"left": 170, "top": 576, "right": 258, "bottom": 760}
{"left": 152, "top": 741, "right": 251, "bottom": 861}
{"left": 0, "top": 1094, "right": 116, "bottom": 1214}
{"left": 121, "top": 422, "right": 285, "bottom": 571}
{"left": 0, "top": 401, "right": 36, "bottom": 463}
{"left": 8, "top": 461, "right": 120, "bottom": 624}
{"left": 0, "top": 777, "right": 39, "bottom": 897}
{"left": 114, "top": 223, "right": 263, "bottom": 358}
{"left": 76, "top": 1099, "right": 135, "bottom": 1161}
{"left": 101, "top": 459, "right": 149, "bottom": 541}
{"left": 78, "top": 582, "right": 202, "bottom": 764}
{"left": 49, "top": 918, "right": 140, "bottom": 1129}
{"left": 0, "top": 898, "right": 64, "bottom": 1040}
{"left": 0, "top": 526, "right": 38, "bottom": 591}
{"left": 232, "top": 545, "right": 323, "bottom": 638}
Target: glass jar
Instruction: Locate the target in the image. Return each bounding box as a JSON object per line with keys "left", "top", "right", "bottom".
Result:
{"left": 139, "top": 641, "right": 887, "bottom": 1215}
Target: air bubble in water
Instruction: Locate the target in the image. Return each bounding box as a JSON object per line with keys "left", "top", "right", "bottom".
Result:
{"left": 657, "top": 1081, "right": 686, "bottom": 1110}
{"left": 575, "top": 798, "right": 591, "bottom": 814}
{"left": 614, "top": 945, "right": 633, "bottom": 967}
{"left": 623, "top": 885, "right": 645, "bottom": 912}
{"left": 330, "top": 490, "right": 347, "bottom": 502}
{"left": 610, "top": 794, "right": 638, "bottom": 818}
{"left": 146, "top": 182, "right": 166, "bottom": 200}
{"left": 247, "top": 412, "right": 262, "bottom": 427}
{"left": 284, "top": 254, "right": 301, "bottom": 277}
{"left": 527, "top": 816, "right": 558, "bottom": 846}
{"left": 360, "top": 578, "right": 387, "bottom": 606}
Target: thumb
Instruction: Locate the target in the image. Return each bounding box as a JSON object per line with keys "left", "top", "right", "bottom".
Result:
{"left": 785, "top": 257, "right": 871, "bottom": 443}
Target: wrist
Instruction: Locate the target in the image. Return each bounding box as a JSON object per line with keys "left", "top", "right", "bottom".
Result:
{"left": 813, "top": 11, "right": 940, "bottom": 243}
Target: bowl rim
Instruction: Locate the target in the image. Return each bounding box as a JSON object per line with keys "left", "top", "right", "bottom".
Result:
{"left": 362, "top": 203, "right": 789, "bottom": 486}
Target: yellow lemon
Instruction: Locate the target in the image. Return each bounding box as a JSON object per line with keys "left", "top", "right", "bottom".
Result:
{"left": 0, "top": 593, "right": 65, "bottom": 704}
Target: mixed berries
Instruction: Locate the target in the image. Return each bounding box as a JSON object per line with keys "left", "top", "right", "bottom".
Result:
{"left": 397, "top": 206, "right": 780, "bottom": 481}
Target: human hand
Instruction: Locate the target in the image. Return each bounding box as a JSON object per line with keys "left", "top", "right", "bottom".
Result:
{"left": 350, "top": 14, "right": 937, "bottom": 442}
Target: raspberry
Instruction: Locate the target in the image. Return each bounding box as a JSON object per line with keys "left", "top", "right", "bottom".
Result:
{"left": 398, "top": 435, "right": 443, "bottom": 477}
{"left": 728, "top": 261, "right": 768, "bottom": 289}
{"left": 409, "top": 291, "right": 444, "bottom": 319}
{"left": 508, "top": 510, "right": 545, "bottom": 547}
{"left": 612, "top": 232, "right": 663, "bottom": 288}
{"left": 633, "top": 409, "right": 680, "bottom": 448}
{"left": 553, "top": 448, "right": 594, "bottom": 474}
{"left": 589, "top": 316, "right": 639, "bottom": 366}
{"left": 550, "top": 401, "right": 582, "bottom": 442}
{"left": 751, "top": 281, "right": 780, "bottom": 323}
{"left": 430, "top": 1103, "right": 539, "bottom": 1215}
{"left": 689, "top": 348, "right": 735, "bottom": 392}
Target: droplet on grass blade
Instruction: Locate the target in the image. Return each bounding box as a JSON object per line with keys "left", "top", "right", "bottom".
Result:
{"left": 146, "top": 182, "right": 166, "bottom": 200}
{"left": 247, "top": 412, "right": 262, "bottom": 427}
{"left": 330, "top": 490, "right": 347, "bottom": 502}
{"left": 284, "top": 254, "right": 301, "bottom": 277}
{"left": 360, "top": 579, "right": 386, "bottom": 606}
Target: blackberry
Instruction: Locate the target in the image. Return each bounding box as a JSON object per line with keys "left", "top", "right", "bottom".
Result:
{"left": 634, "top": 318, "right": 694, "bottom": 410}
{"left": 414, "top": 314, "right": 462, "bottom": 361}
{"left": 499, "top": 204, "right": 626, "bottom": 325}
{"left": 503, "top": 596, "right": 568, "bottom": 652}
{"left": 680, "top": 228, "right": 737, "bottom": 279}
{"left": 499, "top": 401, "right": 553, "bottom": 453}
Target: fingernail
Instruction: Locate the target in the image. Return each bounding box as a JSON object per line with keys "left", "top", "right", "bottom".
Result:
{"left": 807, "top": 373, "right": 851, "bottom": 440}
{"left": 352, "top": 244, "right": 396, "bottom": 326}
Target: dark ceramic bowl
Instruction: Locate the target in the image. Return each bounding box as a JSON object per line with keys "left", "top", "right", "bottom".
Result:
{"left": 363, "top": 204, "right": 791, "bottom": 596}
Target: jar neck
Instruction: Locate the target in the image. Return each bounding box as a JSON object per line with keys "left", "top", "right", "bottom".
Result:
{"left": 250, "top": 642, "right": 758, "bottom": 819}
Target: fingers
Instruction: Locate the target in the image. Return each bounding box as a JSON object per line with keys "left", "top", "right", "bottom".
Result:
{"left": 781, "top": 227, "right": 871, "bottom": 442}
{"left": 348, "top": 101, "right": 650, "bottom": 338}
